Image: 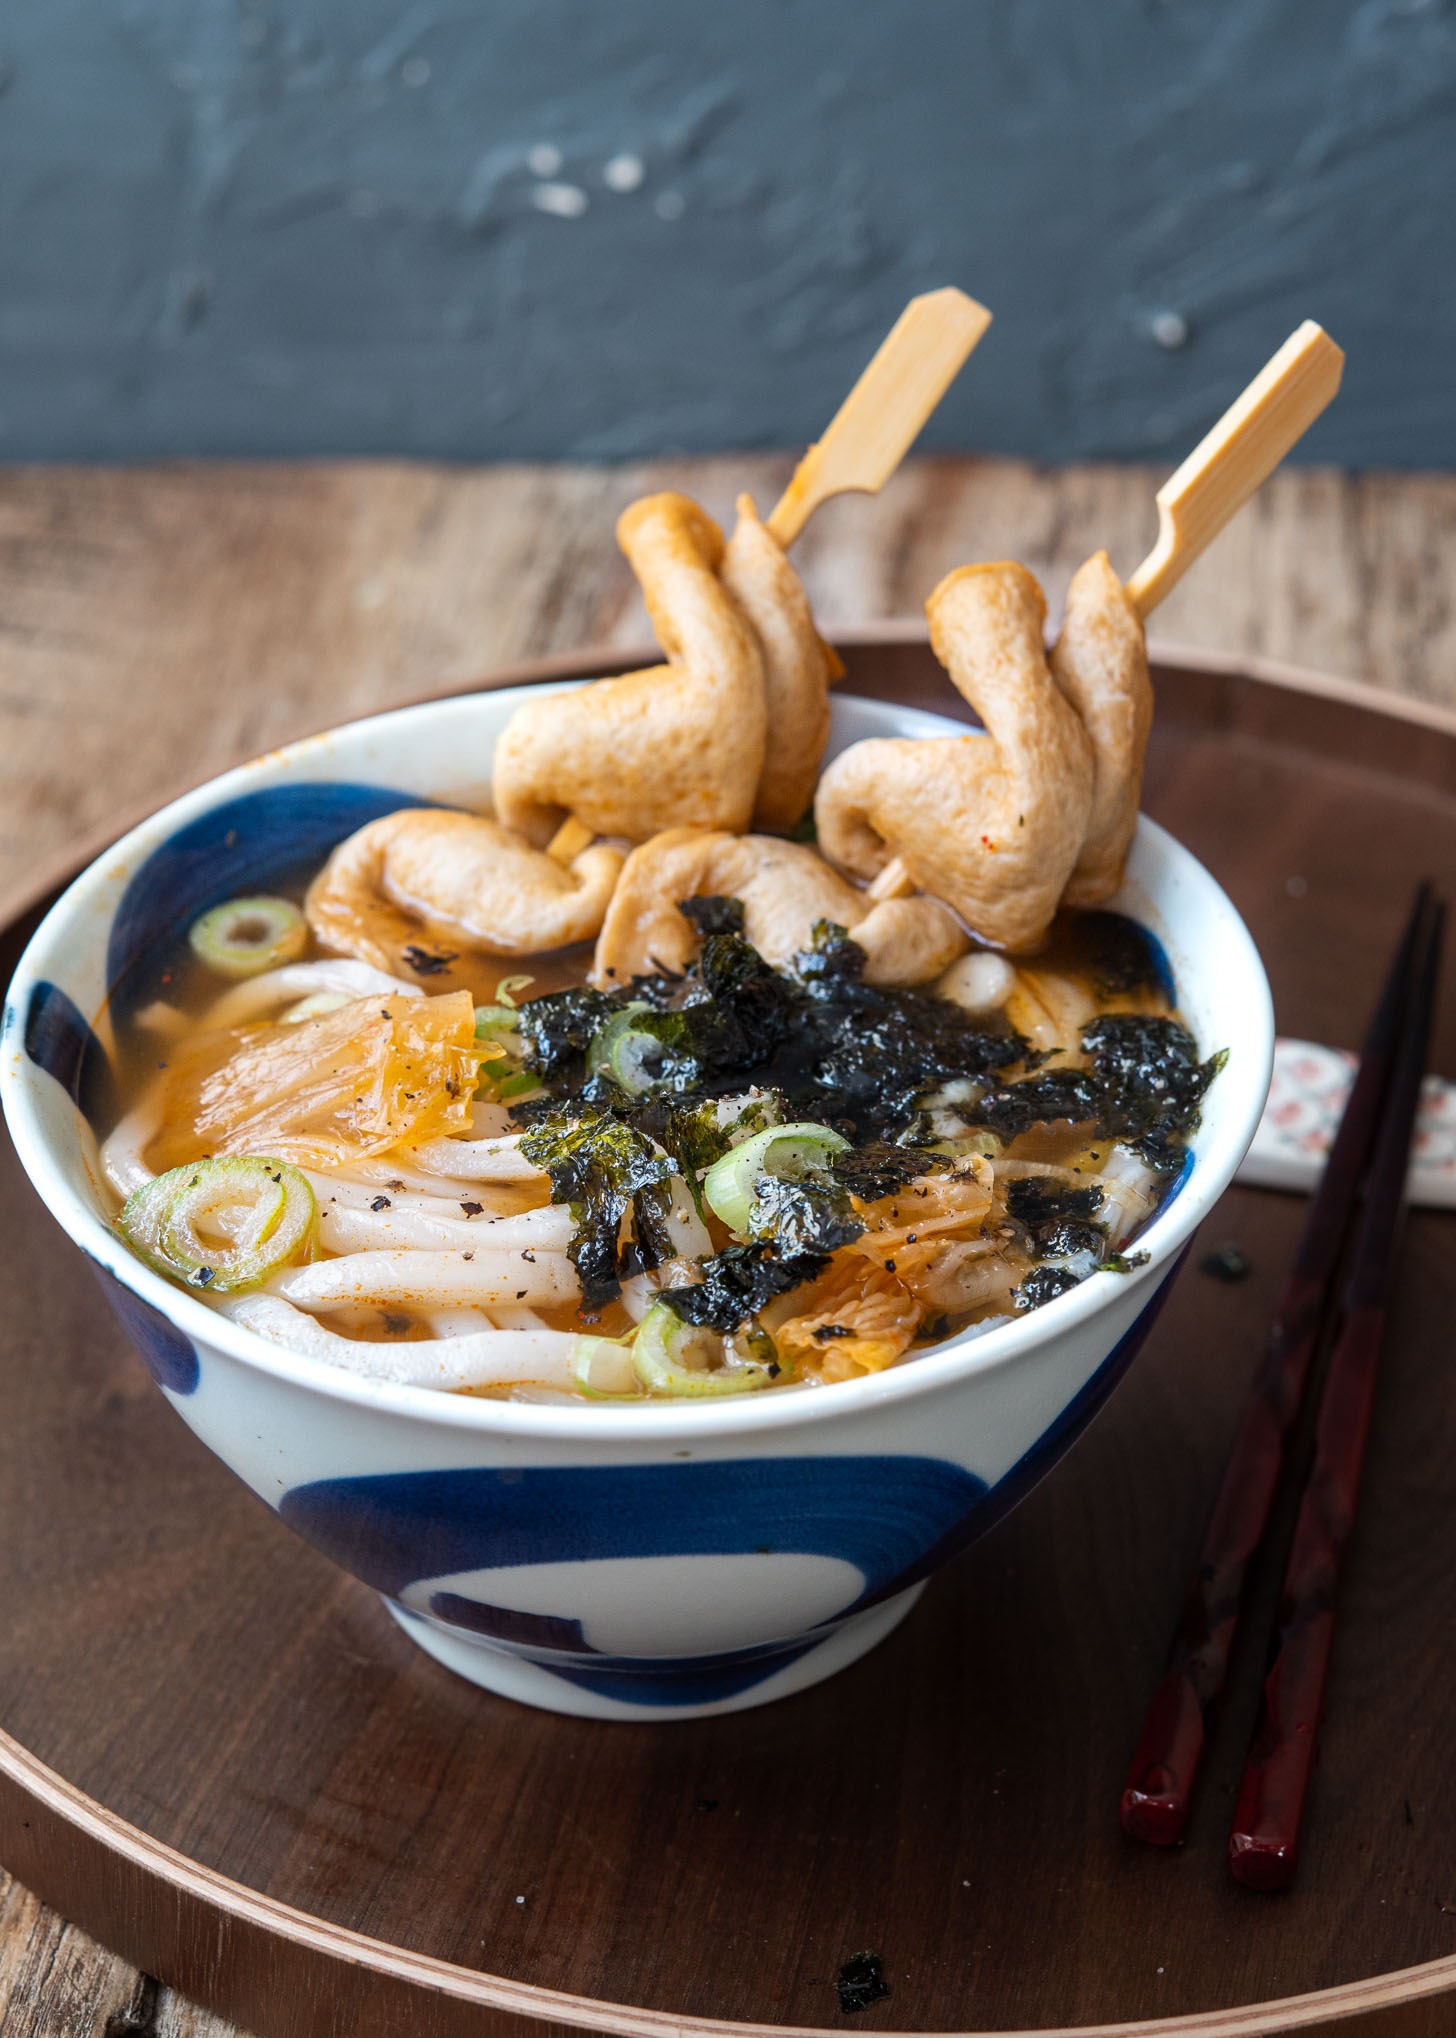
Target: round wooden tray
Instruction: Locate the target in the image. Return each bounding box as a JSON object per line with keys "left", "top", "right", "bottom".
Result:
{"left": 3, "top": 638, "right": 1455, "bottom": 2038}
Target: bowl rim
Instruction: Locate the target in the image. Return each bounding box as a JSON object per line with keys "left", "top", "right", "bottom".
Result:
{"left": 2, "top": 681, "right": 1275, "bottom": 1442}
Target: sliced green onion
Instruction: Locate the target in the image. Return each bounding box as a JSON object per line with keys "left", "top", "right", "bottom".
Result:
{"left": 568, "top": 1333, "right": 640, "bottom": 1398}
{"left": 188, "top": 897, "right": 307, "bottom": 979}
{"left": 120, "top": 1157, "right": 316, "bottom": 1293}
{"left": 632, "top": 1301, "right": 776, "bottom": 1397}
{"left": 731, "top": 1319, "right": 789, "bottom": 1379}
{"left": 702, "top": 1122, "right": 850, "bottom": 1234}
{"left": 493, "top": 974, "right": 534, "bottom": 1008}
{"left": 586, "top": 1003, "right": 659, "bottom": 1095}
{"left": 474, "top": 1003, "right": 531, "bottom": 1099}
{"left": 474, "top": 1004, "right": 525, "bottom": 1053}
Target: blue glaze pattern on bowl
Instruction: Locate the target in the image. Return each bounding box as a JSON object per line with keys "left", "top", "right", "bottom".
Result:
{"left": 284, "top": 1453, "right": 988, "bottom": 1707}
{"left": 280, "top": 1454, "right": 990, "bottom": 1611}
{"left": 23, "top": 981, "right": 116, "bottom": 1128}
{"left": 92, "top": 1264, "right": 201, "bottom": 1394}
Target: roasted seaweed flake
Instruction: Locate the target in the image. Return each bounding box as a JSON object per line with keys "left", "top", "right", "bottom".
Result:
{"left": 792, "top": 917, "right": 868, "bottom": 990}
{"left": 836, "top": 1952, "right": 892, "bottom": 2015}
{"left": 1074, "top": 909, "right": 1170, "bottom": 1000}
{"left": 748, "top": 1173, "right": 864, "bottom": 1256}
{"left": 658, "top": 1241, "right": 828, "bottom": 1334}
{"left": 678, "top": 894, "right": 745, "bottom": 938}
{"left": 518, "top": 1104, "right": 674, "bottom": 1308}
{"left": 1013, "top": 1264, "right": 1084, "bottom": 1311}
{"left": 965, "top": 1067, "right": 1101, "bottom": 1139}
{"left": 401, "top": 942, "right": 458, "bottom": 976}
{"left": 831, "top": 1140, "right": 948, "bottom": 1203}
{"left": 1082, "top": 1014, "right": 1226, "bottom": 1165}
{"left": 1199, "top": 1240, "right": 1251, "bottom": 1283}
{"left": 1006, "top": 1176, "right": 1108, "bottom": 1259}
{"left": 514, "top": 985, "right": 620, "bottom": 1080}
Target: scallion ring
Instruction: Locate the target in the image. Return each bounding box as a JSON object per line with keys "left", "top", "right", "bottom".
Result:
{"left": 632, "top": 1301, "right": 775, "bottom": 1397}
{"left": 586, "top": 1003, "right": 662, "bottom": 1096}
{"left": 188, "top": 897, "right": 307, "bottom": 979}
{"left": 474, "top": 1002, "right": 529, "bottom": 1098}
{"left": 474, "top": 1003, "right": 525, "bottom": 1054}
{"left": 120, "top": 1157, "right": 317, "bottom": 1292}
{"left": 568, "top": 1333, "right": 640, "bottom": 1398}
{"left": 701, "top": 1122, "right": 850, "bottom": 1234}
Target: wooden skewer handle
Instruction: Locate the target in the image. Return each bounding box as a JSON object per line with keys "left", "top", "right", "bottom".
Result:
{"left": 767, "top": 289, "right": 992, "bottom": 549}
{"left": 1126, "top": 321, "right": 1344, "bottom": 619}
{"left": 867, "top": 859, "right": 914, "bottom": 903}
{"left": 545, "top": 816, "right": 596, "bottom": 865}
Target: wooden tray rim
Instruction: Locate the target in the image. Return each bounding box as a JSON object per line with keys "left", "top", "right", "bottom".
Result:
{"left": 4, "top": 634, "right": 1456, "bottom": 2038}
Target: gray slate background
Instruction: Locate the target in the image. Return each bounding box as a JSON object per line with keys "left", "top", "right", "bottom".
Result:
{"left": 3, "top": 0, "right": 1453, "bottom": 467}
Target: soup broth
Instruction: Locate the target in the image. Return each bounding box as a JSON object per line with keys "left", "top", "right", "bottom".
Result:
{"left": 101, "top": 877, "right": 1220, "bottom": 1405}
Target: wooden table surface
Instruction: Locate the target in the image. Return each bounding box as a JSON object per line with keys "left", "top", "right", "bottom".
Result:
{"left": 0, "top": 452, "right": 1453, "bottom": 2038}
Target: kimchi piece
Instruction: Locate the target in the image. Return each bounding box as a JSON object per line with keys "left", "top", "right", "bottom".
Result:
{"left": 146, "top": 990, "right": 491, "bottom": 1172}
{"left": 774, "top": 1256, "right": 922, "bottom": 1385}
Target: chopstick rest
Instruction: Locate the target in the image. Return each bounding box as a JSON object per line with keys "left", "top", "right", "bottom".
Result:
{"left": 1120, "top": 885, "right": 1438, "bottom": 1850}
{"left": 1239, "top": 1037, "right": 1456, "bottom": 1207}
{"left": 1227, "top": 894, "right": 1445, "bottom": 1889}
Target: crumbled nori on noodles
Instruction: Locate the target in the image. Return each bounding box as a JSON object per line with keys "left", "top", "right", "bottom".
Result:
{"left": 658, "top": 1241, "right": 831, "bottom": 1334}
{"left": 1006, "top": 1176, "right": 1108, "bottom": 1260}
{"left": 1014, "top": 1264, "right": 1084, "bottom": 1312}
{"left": 1081, "top": 1014, "right": 1225, "bottom": 1166}
{"left": 964, "top": 1067, "right": 1101, "bottom": 1140}
{"left": 518, "top": 1104, "right": 674, "bottom": 1308}
{"left": 748, "top": 1173, "right": 864, "bottom": 1256}
{"left": 1096, "top": 1249, "right": 1151, "bottom": 1275}
{"left": 830, "top": 1140, "right": 949, "bottom": 1203}
{"left": 513, "top": 985, "right": 618, "bottom": 1079}
{"left": 792, "top": 917, "right": 868, "bottom": 989}
{"left": 511, "top": 906, "right": 1021, "bottom": 1140}
{"left": 503, "top": 910, "right": 1216, "bottom": 1319}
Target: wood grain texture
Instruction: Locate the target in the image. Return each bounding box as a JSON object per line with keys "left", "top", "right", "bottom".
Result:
{"left": 1, "top": 458, "right": 1454, "bottom": 2038}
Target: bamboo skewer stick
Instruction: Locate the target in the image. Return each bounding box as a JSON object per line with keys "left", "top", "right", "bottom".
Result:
{"left": 545, "top": 815, "right": 597, "bottom": 864}
{"left": 544, "top": 288, "right": 992, "bottom": 867}
{"left": 765, "top": 288, "right": 992, "bottom": 548}
{"left": 869, "top": 321, "right": 1344, "bottom": 905}
{"left": 1126, "top": 321, "right": 1344, "bottom": 617}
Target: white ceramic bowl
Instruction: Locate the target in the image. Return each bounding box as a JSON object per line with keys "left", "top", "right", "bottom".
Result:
{"left": 1, "top": 683, "right": 1273, "bottom": 1721}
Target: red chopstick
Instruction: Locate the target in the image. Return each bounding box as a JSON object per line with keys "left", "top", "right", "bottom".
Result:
{"left": 1227, "top": 894, "right": 1444, "bottom": 1889}
{"left": 1120, "top": 883, "right": 1435, "bottom": 1847}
